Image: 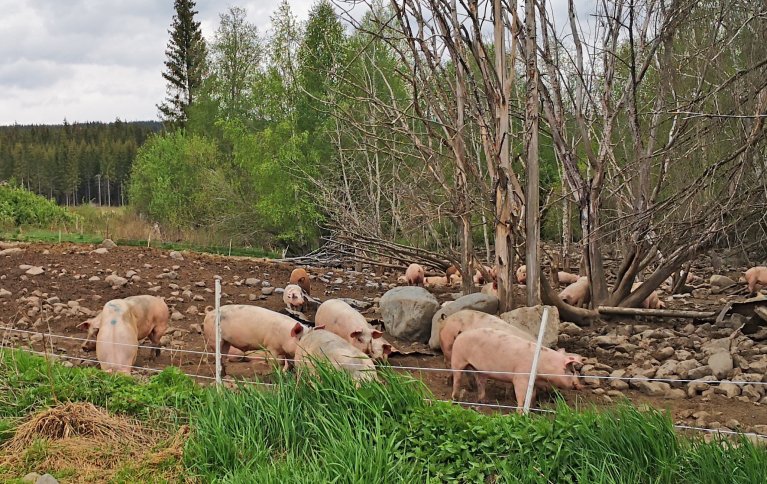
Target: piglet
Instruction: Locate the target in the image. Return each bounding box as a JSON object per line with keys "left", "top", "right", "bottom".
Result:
{"left": 438, "top": 309, "right": 535, "bottom": 364}
{"left": 405, "top": 263, "right": 425, "bottom": 286}
{"left": 516, "top": 265, "right": 527, "bottom": 284}
{"left": 450, "top": 327, "right": 583, "bottom": 411}
{"left": 294, "top": 328, "right": 378, "bottom": 383}
{"left": 290, "top": 268, "right": 311, "bottom": 295}
{"left": 203, "top": 304, "right": 306, "bottom": 375}
{"left": 77, "top": 295, "right": 168, "bottom": 356}
{"left": 631, "top": 282, "right": 666, "bottom": 309}
{"left": 558, "top": 276, "right": 590, "bottom": 308}
{"left": 283, "top": 284, "right": 306, "bottom": 312}
{"left": 314, "top": 299, "right": 384, "bottom": 358}
{"left": 745, "top": 266, "right": 767, "bottom": 294}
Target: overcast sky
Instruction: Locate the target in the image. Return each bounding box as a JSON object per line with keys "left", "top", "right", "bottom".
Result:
{"left": 0, "top": 0, "right": 591, "bottom": 126}
{"left": 0, "top": 1, "right": 317, "bottom": 125}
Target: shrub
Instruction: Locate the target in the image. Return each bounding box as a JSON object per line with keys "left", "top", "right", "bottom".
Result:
{"left": 0, "top": 184, "right": 78, "bottom": 228}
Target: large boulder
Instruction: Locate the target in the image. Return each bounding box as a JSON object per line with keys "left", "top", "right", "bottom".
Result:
{"left": 708, "top": 351, "right": 734, "bottom": 379}
{"left": 380, "top": 287, "right": 440, "bottom": 343}
{"left": 429, "top": 293, "right": 499, "bottom": 349}
{"left": 499, "top": 305, "right": 560, "bottom": 347}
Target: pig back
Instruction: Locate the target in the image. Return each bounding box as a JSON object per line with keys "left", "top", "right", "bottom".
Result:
{"left": 211, "top": 305, "right": 299, "bottom": 353}
{"left": 123, "top": 295, "right": 168, "bottom": 339}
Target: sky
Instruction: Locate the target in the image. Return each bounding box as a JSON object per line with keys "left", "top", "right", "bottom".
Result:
{"left": 0, "top": 1, "right": 315, "bottom": 125}
{"left": 0, "top": 0, "right": 592, "bottom": 126}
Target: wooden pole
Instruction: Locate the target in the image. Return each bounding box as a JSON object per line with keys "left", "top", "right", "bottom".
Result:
{"left": 597, "top": 306, "right": 717, "bottom": 320}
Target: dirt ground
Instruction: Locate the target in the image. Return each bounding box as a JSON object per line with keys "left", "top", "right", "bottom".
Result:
{"left": 1, "top": 242, "right": 765, "bottom": 436}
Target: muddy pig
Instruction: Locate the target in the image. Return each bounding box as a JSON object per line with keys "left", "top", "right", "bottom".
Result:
{"left": 450, "top": 327, "right": 583, "bottom": 411}
{"left": 290, "top": 268, "right": 311, "bottom": 295}
{"left": 558, "top": 277, "right": 590, "bottom": 308}
{"left": 438, "top": 309, "right": 535, "bottom": 364}
{"left": 203, "top": 305, "right": 307, "bottom": 375}
{"left": 77, "top": 295, "right": 168, "bottom": 354}
{"left": 314, "top": 299, "right": 384, "bottom": 358}
{"left": 294, "top": 328, "right": 378, "bottom": 383}
{"left": 745, "top": 266, "right": 767, "bottom": 294}
{"left": 283, "top": 284, "right": 306, "bottom": 312}
{"left": 405, "top": 263, "right": 425, "bottom": 286}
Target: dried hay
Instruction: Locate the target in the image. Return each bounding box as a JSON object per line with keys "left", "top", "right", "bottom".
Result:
{"left": 0, "top": 402, "right": 184, "bottom": 483}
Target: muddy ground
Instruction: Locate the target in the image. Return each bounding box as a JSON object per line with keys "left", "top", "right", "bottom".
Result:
{"left": 1, "top": 242, "right": 766, "bottom": 437}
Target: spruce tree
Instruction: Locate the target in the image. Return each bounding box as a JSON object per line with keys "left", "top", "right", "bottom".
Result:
{"left": 157, "top": 0, "right": 208, "bottom": 127}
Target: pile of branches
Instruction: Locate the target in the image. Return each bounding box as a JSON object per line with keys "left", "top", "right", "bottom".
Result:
{"left": 277, "top": 228, "right": 454, "bottom": 272}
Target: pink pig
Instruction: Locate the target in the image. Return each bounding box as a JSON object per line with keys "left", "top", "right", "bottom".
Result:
{"left": 314, "top": 299, "right": 384, "bottom": 358}
{"left": 404, "top": 263, "right": 425, "bottom": 286}
{"left": 294, "top": 328, "right": 378, "bottom": 383}
{"left": 557, "top": 271, "right": 580, "bottom": 285}
{"left": 438, "top": 309, "right": 535, "bottom": 364}
{"left": 558, "top": 276, "right": 590, "bottom": 308}
{"left": 283, "top": 284, "right": 306, "bottom": 312}
{"left": 77, "top": 295, "right": 168, "bottom": 356}
{"left": 450, "top": 327, "right": 583, "bottom": 411}
{"left": 745, "top": 266, "right": 767, "bottom": 294}
{"left": 203, "top": 305, "right": 306, "bottom": 375}
{"left": 631, "top": 282, "right": 666, "bottom": 309}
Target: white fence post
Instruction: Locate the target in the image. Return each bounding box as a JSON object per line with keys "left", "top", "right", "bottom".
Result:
{"left": 214, "top": 279, "right": 222, "bottom": 386}
{"left": 523, "top": 306, "right": 550, "bottom": 414}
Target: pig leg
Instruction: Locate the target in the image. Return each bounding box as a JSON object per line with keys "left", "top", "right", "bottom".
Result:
{"left": 451, "top": 368, "right": 464, "bottom": 401}
{"left": 219, "top": 341, "right": 231, "bottom": 377}
{"left": 475, "top": 373, "right": 488, "bottom": 403}
{"left": 148, "top": 327, "right": 164, "bottom": 359}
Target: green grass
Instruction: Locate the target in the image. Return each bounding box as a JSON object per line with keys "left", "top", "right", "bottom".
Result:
{"left": 0, "top": 350, "right": 765, "bottom": 483}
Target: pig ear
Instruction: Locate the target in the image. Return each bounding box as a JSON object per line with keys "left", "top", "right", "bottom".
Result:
{"left": 350, "top": 330, "right": 363, "bottom": 340}
{"left": 76, "top": 320, "right": 90, "bottom": 330}
{"left": 372, "top": 330, "right": 383, "bottom": 339}
{"left": 383, "top": 344, "right": 392, "bottom": 355}
{"left": 290, "top": 323, "right": 304, "bottom": 338}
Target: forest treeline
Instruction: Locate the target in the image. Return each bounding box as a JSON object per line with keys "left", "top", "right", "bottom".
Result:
{"left": 0, "top": 121, "right": 161, "bottom": 206}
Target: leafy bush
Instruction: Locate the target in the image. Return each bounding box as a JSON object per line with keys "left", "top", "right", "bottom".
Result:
{"left": 0, "top": 183, "right": 78, "bottom": 228}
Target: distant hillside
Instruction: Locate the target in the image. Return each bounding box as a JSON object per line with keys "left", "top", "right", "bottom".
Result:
{"left": 0, "top": 120, "right": 163, "bottom": 206}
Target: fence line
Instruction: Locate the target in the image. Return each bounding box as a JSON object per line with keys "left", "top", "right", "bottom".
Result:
{"left": 1, "top": 341, "right": 765, "bottom": 441}
{"left": 2, "top": 326, "right": 766, "bottom": 388}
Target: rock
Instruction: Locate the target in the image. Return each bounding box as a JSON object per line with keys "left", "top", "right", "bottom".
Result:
{"left": 687, "top": 381, "right": 710, "bottom": 397}
{"left": 148, "top": 285, "right": 161, "bottom": 293}
{"left": 610, "top": 379, "right": 629, "bottom": 390}
{"left": 99, "top": 238, "right": 117, "bottom": 248}
{"left": 105, "top": 274, "right": 128, "bottom": 288}
{"left": 676, "top": 359, "right": 699, "bottom": 377}
{"left": 708, "top": 352, "right": 734, "bottom": 379}
{"left": 337, "top": 298, "right": 372, "bottom": 311}
{"left": 22, "top": 472, "right": 41, "bottom": 483}
{"left": 635, "top": 381, "right": 670, "bottom": 397}
{"left": 380, "top": 286, "right": 440, "bottom": 342}
{"left": 593, "top": 334, "right": 627, "bottom": 347}
{"left": 499, "top": 305, "right": 560, "bottom": 347}
{"left": 715, "top": 381, "right": 741, "bottom": 398}
{"left": 186, "top": 305, "right": 199, "bottom": 315}
{"left": 245, "top": 278, "right": 260, "bottom": 286}
{"left": 171, "top": 311, "right": 184, "bottom": 321}
{"left": 0, "top": 247, "right": 24, "bottom": 255}
{"left": 0, "top": 288, "right": 11, "bottom": 298}
{"left": 559, "top": 322, "right": 583, "bottom": 336}
{"left": 702, "top": 337, "right": 731, "bottom": 355}
{"left": 25, "top": 266, "right": 44, "bottom": 276}
{"left": 190, "top": 323, "right": 202, "bottom": 334}
{"left": 654, "top": 346, "right": 675, "bottom": 361}
{"left": 169, "top": 250, "right": 184, "bottom": 260}
{"left": 667, "top": 389, "right": 687, "bottom": 399}
{"left": 261, "top": 280, "right": 271, "bottom": 287}
{"left": 655, "top": 359, "right": 679, "bottom": 379}
{"left": 261, "top": 287, "right": 275, "bottom": 296}
{"left": 687, "top": 365, "right": 712, "bottom": 380}
{"left": 91, "top": 247, "right": 108, "bottom": 255}
{"left": 88, "top": 276, "right": 100, "bottom": 282}
{"left": 429, "top": 293, "right": 499, "bottom": 349}
{"left": 46, "top": 296, "right": 60, "bottom": 304}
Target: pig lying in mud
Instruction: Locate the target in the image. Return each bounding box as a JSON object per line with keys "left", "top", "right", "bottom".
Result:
{"left": 450, "top": 327, "right": 583, "bottom": 411}
{"left": 516, "top": 265, "right": 579, "bottom": 286}
{"left": 294, "top": 327, "right": 378, "bottom": 383}
{"left": 314, "top": 299, "right": 390, "bottom": 359}
{"left": 203, "top": 305, "right": 307, "bottom": 375}
{"left": 559, "top": 277, "right": 590, "bottom": 308}
{"left": 77, "top": 295, "right": 168, "bottom": 356}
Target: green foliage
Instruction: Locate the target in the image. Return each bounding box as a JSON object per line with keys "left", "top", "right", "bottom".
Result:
{"left": 128, "top": 131, "right": 221, "bottom": 229}
{"left": 0, "top": 349, "right": 200, "bottom": 421}
{"left": 0, "top": 183, "right": 79, "bottom": 228}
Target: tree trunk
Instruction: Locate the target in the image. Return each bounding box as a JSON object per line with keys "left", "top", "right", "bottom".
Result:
{"left": 524, "top": 0, "right": 540, "bottom": 305}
